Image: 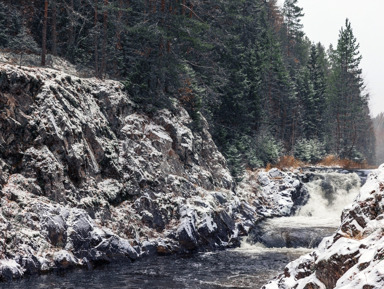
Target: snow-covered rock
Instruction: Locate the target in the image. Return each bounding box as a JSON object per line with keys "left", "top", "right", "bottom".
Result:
{"left": 263, "top": 165, "right": 384, "bottom": 289}
{"left": 0, "top": 260, "right": 23, "bottom": 281}
{"left": 0, "top": 63, "right": 308, "bottom": 280}
{"left": 239, "top": 168, "right": 308, "bottom": 218}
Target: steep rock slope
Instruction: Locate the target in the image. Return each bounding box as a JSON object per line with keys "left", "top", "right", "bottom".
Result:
{"left": 263, "top": 165, "right": 384, "bottom": 289}
{"left": 0, "top": 63, "right": 306, "bottom": 279}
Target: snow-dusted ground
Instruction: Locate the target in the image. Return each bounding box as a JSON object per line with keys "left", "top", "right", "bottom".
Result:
{"left": 0, "top": 52, "right": 91, "bottom": 77}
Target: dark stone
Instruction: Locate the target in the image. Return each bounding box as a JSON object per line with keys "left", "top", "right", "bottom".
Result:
{"left": 291, "top": 183, "right": 309, "bottom": 213}
{"left": 0, "top": 261, "right": 22, "bottom": 281}
{"left": 94, "top": 236, "right": 138, "bottom": 260}
{"left": 54, "top": 250, "right": 78, "bottom": 270}
{"left": 303, "top": 283, "right": 321, "bottom": 289}
{"left": 17, "top": 256, "right": 40, "bottom": 275}
{"left": 69, "top": 211, "right": 94, "bottom": 252}
{"left": 248, "top": 222, "right": 335, "bottom": 249}
{"left": 315, "top": 251, "right": 359, "bottom": 289}
{"left": 141, "top": 241, "right": 157, "bottom": 256}
{"left": 41, "top": 214, "right": 67, "bottom": 247}
{"left": 177, "top": 219, "right": 199, "bottom": 251}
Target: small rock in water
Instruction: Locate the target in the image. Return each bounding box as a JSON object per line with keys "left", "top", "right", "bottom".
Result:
{"left": 53, "top": 250, "right": 78, "bottom": 269}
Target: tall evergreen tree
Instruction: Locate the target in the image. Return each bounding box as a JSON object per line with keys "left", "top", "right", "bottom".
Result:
{"left": 282, "top": 0, "right": 304, "bottom": 63}
{"left": 327, "top": 19, "right": 374, "bottom": 161}
{"left": 305, "top": 43, "right": 328, "bottom": 140}
{"left": 283, "top": 0, "right": 304, "bottom": 37}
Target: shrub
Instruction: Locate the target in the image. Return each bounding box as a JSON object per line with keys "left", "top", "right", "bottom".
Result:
{"left": 224, "top": 144, "right": 245, "bottom": 182}
{"left": 294, "top": 138, "right": 326, "bottom": 163}
{"left": 223, "top": 133, "right": 283, "bottom": 182}
{"left": 254, "top": 133, "right": 283, "bottom": 167}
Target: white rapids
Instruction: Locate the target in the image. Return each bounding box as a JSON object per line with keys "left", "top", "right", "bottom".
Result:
{"left": 251, "top": 172, "right": 362, "bottom": 248}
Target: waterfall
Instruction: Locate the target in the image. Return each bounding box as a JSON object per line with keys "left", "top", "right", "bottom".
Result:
{"left": 295, "top": 172, "right": 361, "bottom": 225}
{"left": 248, "top": 172, "right": 362, "bottom": 248}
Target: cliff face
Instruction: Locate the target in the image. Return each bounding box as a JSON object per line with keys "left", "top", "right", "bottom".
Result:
{"left": 263, "top": 165, "right": 384, "bottom": 289}
{"left": 0, "top": 63, "right": 307, "bottom": 280}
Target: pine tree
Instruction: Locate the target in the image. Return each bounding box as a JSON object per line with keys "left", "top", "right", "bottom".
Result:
{"left": 327, "top": 19, "right": 373, "bottom": 161}
{"left": 306, "top": 43, "right": 328, "bottom": 140}
{"left": 283, "top": 0, "right": 304, "bottom": 37}
{"left": 0, "top": 3, "right": 39, "bottom": 66}
{"left": 282, "top": 0, "right": 304, "bottom": 61}
{"left": 295, "top": 67, "right": 314, "bottom": 139}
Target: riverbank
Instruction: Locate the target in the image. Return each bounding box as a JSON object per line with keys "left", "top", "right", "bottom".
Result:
{"left": 0, "top": 167, "right": 365, "bottom": 288}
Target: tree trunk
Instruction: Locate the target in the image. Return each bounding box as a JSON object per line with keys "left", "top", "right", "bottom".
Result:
{"left": 114, "top": 0, "right": 124, "bottom": 76}
{"left": 94, "top": 0, "right": 99, "bottom": 77}
{"left": 115, "top": 0, "right": 123, "bottom": 50}
{"left": 41, "top": 0, "right": 49, "bottom": 66}
{"left": 51, "top": 0, "right": 57, "bottom": 56}
{"left": 189, "top": 3, "right": 193, "bottom": 18}
{"left": 161, "top": 0, "right": 165, "bottom": 13}
{"left": 101, "top": 0, "right": 108, "bottom": 79}
{"left": 336, "top": 112, "right": 341, "bottom": 155}
{"left": 68, "top": 0, "right": 75, "bottom": 50}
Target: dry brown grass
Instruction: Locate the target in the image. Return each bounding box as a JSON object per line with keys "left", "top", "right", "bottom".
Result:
{"left": 266, "top": 154, "right": 376, "bottom": 171}
{"left": 317, "top": 155, "right": 375, "bottom": 169}
{"left": 342, "top": 231, "right": 365, "bottom": 241}
{"left": 317, "top": 155, "right": 339, "bottom": 167}
{"left": 267, "top": 155, "right": 305, "bottom": 170}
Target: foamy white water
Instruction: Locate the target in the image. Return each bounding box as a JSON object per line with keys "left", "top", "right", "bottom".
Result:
{"left": 234, "top": 239, "right": 313, "bottom": 255}
{"left": 253, "top": 172, "right": 362, "bottom": 249}
{"left": 297, "top": 172, "right": 361, "bottom": 223}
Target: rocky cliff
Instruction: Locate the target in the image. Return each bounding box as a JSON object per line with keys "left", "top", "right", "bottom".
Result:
{"left": 0, "top": 63, "right": 307, "bottom": 280}
{"left": 263, "top": 165, "right": 384, "bottom": 289}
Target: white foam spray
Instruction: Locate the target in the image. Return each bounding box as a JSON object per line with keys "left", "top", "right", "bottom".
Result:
{"left": 263, "top": 172, "right": 361, "bottom": 229}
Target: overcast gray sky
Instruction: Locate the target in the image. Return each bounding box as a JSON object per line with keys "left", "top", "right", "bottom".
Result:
{"left": 277, "top": 0, "right": 384, "bottom": 117}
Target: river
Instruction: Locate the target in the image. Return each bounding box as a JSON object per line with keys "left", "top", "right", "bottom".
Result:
{"left": 0, "top": 171, "right": 365, "bottom": 289}
{"left": 0, "top": 245, "right": 311, "bottom": 289}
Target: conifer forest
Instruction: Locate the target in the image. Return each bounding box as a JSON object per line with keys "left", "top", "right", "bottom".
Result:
{"left": 0, "top": 0, "right": 376, "bottom": 179}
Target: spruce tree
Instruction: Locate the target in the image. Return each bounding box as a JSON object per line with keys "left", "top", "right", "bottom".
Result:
{"left": 306, "top": 44, "right": 328, "bottom": 140}
{"left": 283, "top": 0, "right": 304, "bottom": 38}
{"left": 327, "top": 19, "right": 374, "bottom": 161}
{"left": 282, "top": 0, "right": 304, "bottom": 65}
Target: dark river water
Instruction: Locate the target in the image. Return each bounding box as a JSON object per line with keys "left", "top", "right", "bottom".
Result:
{"left": 1, "top": 244, "right": 310, "bottom": 289}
